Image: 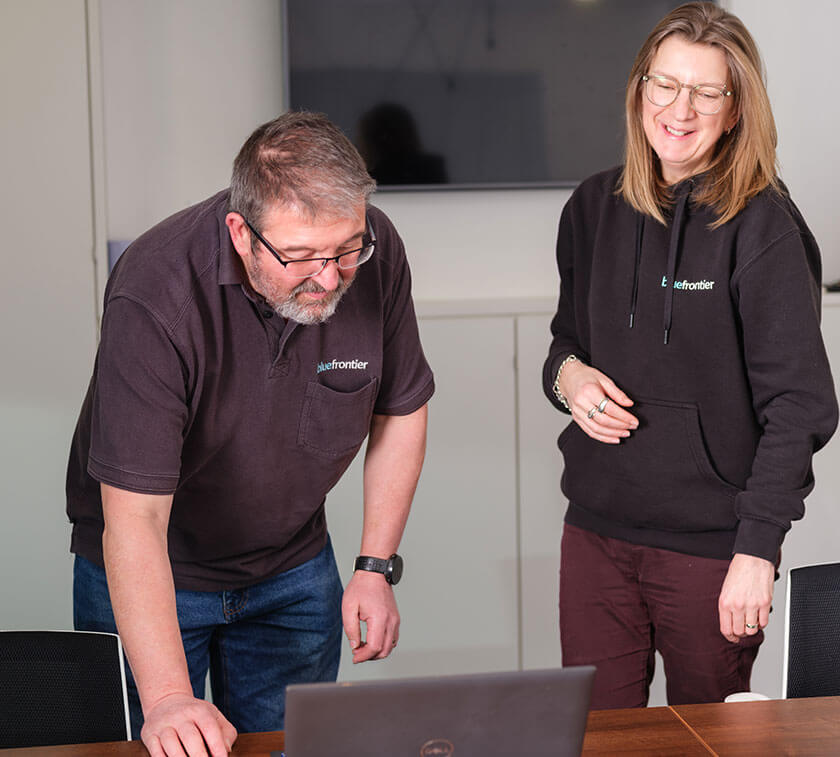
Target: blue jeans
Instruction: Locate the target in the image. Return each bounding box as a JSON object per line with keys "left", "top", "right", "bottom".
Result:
{"left": 73, "top": 539, "right": 343, "bottom": 738}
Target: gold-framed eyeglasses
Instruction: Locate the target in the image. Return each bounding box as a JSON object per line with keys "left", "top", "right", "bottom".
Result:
{"left": 642, "top": 74, "right": 733, "bottom": 116}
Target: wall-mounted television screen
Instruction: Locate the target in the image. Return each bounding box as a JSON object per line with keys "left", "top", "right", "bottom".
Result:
{"left": 284, "top": 0, "right": 694, "bottom": 189}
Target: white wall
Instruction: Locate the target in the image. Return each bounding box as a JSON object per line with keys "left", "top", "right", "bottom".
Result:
{"left": 0, "top": 0, "right": 99, "bottom": 628}
{"left": 726, "top": 0, "right": 840, "bottom": 282}
{"left": 99, "top": 0, "right": 286, "bottom": 240}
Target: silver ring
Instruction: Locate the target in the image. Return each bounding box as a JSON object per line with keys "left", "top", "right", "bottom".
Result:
{"left": 587, "top": 406, "right": 598, "bottom": 419}
{"left": 597, "top": 398, "right": 609, "bottom": 413}
{"left": 745, "top": 623, "right": 758, "bottom": 630}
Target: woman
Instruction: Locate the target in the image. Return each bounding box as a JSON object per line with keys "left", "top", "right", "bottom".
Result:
{"left": 543, "top": 2, "right": 837, "bottom": 709}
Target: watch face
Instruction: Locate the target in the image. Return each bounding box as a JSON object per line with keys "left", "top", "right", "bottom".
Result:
{"left": 387, "top": 554, "right": 404, "bottom": 585}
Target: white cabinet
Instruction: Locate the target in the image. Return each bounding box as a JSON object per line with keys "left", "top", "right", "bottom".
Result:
{"left": 517, "top": 314, "right": 569, "bottom": 670}
{"left": 327, "top": 314, "right": 521, "bottom": 681}
{"left": 327, "top": 301, "right": 570, "bottom": 681}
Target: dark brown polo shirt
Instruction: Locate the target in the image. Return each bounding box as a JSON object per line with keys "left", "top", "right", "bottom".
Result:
{"left": 66, "top": 190, "right": 434, "bottom": 591}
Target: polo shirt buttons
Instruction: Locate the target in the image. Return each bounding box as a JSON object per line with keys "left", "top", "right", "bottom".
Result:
{"left": 263, "top": 310, "right": 274, "bottom": 318}
{"left": 269, "top": 359, "right": 289, "bottom": 378}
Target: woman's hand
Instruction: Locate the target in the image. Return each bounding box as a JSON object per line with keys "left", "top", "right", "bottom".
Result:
{"left": 718, "top": 553, "right": 775, "bottom": 642}
{"left": 559, "top": 359, "right": 638, "bottom": 443}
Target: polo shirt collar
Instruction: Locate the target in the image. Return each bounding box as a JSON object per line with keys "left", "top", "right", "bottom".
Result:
{"left": 215, "top": 207, "right": 283, "bottom": 322}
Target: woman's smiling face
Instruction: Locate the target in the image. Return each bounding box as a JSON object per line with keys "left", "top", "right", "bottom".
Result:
{"left": 642, "top": 35, "right": 738, "bottom": 184}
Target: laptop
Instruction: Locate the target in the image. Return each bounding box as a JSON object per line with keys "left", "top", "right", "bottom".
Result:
{"left": 281, "top": 665, "right": 595, "bottom": 757}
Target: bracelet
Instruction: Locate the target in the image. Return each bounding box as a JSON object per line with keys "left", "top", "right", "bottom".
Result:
{"left": 552, "top": 354, "right": 578, "bottom": 411}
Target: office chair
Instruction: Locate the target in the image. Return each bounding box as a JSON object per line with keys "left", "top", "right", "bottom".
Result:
{"left": 0, "top": 630, "right": 131, "bottom": 748}
{"left": 782, "top": 562, "right": 840, "bottom": 698}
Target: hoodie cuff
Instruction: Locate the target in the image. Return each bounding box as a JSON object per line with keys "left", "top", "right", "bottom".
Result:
{"left": 732, "top": 518, "right": 787, "bottom": 563}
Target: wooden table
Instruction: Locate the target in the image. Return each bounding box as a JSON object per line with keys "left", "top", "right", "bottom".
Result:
{"left": 582, "top": 697, "right": 840, "bottom": 756}
{"left": 4, "top": 696, "right": 840, "bottom": 756}
{"left": 672, "top": 697, "right": 840, "bottom": 756}
{"left": 0, "top": 734, "right": 282, "bottom": 757}
{"left": 582, "top": 705, "right": 710, "bottom": 755}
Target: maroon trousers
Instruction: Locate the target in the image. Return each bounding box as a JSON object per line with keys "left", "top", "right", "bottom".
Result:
{"left": 559, "top": 523, "right": 763, "bottom": 709}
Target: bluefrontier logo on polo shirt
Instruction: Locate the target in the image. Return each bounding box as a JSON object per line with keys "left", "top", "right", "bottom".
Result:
{"left": 317, "top": 358, "right": 369, "bottom": 374}
{"left": 661, "top": 276, "right": 715, "bottom": 291}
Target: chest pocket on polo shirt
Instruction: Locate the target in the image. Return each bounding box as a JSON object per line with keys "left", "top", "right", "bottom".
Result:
{"left": 297, "top": 377, "right": 379, "bottom": 459}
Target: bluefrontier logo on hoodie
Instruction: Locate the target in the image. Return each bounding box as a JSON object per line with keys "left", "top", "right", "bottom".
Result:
{"left": 661, "top": 276, "right": 715, "bottom": 291}
{"left": 317, "top": 358, "right": 369, "bottom": 374}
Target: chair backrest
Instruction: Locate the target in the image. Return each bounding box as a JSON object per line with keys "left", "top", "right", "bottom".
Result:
{"left": 0, "top": 630, "right": 130, "bottom": 748}
{"left": 782, "top": 562, "right": 840, "bottom": 699}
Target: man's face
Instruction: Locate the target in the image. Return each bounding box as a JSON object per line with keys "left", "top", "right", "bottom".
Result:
{"left": 227, "top": 203, "right": 366, "bottom": 325}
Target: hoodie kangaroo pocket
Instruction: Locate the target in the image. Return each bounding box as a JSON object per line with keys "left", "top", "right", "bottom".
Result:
{"left": 557, "top": 397, "right": 740, "bottom": 532}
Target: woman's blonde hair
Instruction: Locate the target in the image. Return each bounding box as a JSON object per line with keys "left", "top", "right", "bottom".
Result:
{"left": 618, "top": 1, "right": 778, "bottom": 227}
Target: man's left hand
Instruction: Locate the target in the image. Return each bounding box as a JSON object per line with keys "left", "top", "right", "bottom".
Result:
{"left": 718, "top": 553, "right": 775, "bottom": 642}
{"left": 342, "top": 569, "right": 400, "bottom": 663}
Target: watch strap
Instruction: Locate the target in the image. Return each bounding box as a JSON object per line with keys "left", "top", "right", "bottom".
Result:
{"left": 354, "top": 556, "right": 390, "bottom": 574}
{"left": 354, "top": 553, "right": 403, "bottom": 585}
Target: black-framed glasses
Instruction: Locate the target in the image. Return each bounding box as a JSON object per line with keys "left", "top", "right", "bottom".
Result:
{"left": 241, "top": 216, "right": 376, "bottom": 279}
{"left": 642, "top": 74, "right": 733, "bottom": 116}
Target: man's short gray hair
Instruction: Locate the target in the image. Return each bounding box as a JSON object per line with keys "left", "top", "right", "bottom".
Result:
{"left": 229, "top": 111, "right": 376, "bottom": 226}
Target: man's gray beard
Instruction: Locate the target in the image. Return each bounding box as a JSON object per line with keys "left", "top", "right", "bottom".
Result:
{"left": 274, "top": 277, "right": 351, "bottom": 325}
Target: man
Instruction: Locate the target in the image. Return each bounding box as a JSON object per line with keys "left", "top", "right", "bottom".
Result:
{"left": 66, "top": 111, "right": 434, "bottom": 756}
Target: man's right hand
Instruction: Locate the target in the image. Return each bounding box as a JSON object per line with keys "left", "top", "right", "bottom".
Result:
{"left": 100, "top": 486, "right": 237, "bottom": 756}
{"left": 140, "top": 692, "right": 237, "bottom": 757}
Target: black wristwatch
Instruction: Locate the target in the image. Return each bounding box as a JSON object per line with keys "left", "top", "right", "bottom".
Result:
{"left": 354, "top": 553, "right": 404, "bottom": 585}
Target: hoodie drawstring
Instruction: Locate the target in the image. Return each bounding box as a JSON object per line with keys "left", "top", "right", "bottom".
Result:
{"left": 629, "top": 214, "right": 643, "bottom": 329}
{"left": 626, "top": 183, "right": 692, "bottom": 343}
{"left": 662, "top": 187, "right": 690, "bottom": 345}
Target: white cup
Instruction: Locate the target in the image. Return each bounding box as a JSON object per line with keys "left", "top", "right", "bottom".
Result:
{"left": 724, "top": 691, "right": 771, "bottom": 703}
